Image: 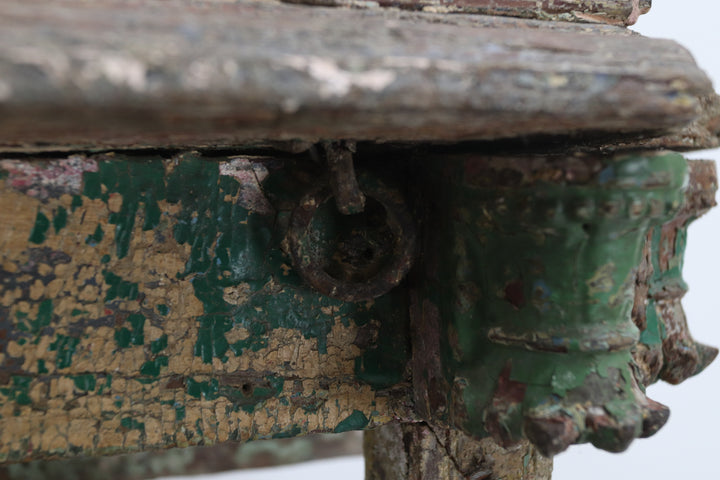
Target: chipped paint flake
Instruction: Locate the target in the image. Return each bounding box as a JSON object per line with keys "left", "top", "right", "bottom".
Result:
{"left": 283, "top": 56, "right": 396, "bottom": 98}
{"left": 219, "top": 157, "right": 273, "bottom": 214}
{"left": 0, "top": 156, "right": 98, "bottom": 200}
{"left": 0, "top": 153, "right": 409, "bottom": 463}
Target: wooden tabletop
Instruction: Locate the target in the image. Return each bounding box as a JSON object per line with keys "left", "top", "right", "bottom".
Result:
{"left": 0, "top": 0, "right": 714, "bottom": 150}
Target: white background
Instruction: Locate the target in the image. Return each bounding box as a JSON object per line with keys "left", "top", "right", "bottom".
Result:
{"left": 164, "top": 2, "right": 720, "bottom": 478}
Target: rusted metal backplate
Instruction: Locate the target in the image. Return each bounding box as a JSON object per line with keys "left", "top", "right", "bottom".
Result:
{"left": 0, "top": 0, "right": 713, "bottom": 150}
{"left": 0, "top": 152, "right": 412, "bottom": 462}
{"left": 285, "top": 0, "right": 650, "bottom": 26}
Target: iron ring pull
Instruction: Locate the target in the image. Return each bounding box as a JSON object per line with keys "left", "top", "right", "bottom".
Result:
{"left": 286, "top": 171, "right": 416, "bottom": 302}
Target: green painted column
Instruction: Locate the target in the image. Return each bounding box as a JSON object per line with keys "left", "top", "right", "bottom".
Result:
{"left": 413, "top": 152, "right": 691, "bottom": 456}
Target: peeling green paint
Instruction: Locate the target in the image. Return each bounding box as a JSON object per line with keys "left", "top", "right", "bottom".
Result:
{"left": 186, "top": 378, "right": 219, "bottom": 400}
{"left": 639, "top": 304, "right": 663, "bottom": 346}
{"left": 47, "top": 154, "right": 409, "bottom": 385}
{"left": 85, "top": 224, "right": 104, "bottom": 246}
{"left": 0, "top": 377, "right": 32, "bottom": 406}
{"left": 150, "top": 335, "right": 168, "bottom": 354}
{"left": 114, "top": 313, "right": 145, "bottom": 348}
{"left": 70, "top": 194, "right": 83, "bottom": 211}
{"left": 36, "top": 359, "right": 48, "bottom": 374}
{"left": 334, "top": 410, "right": 369, "bottom": 433}
{"left": 272, "top": 425, "right": 303, "bottom": 439}
{"left": 252, "top": 376, "right": 284, "bottom": 399}
{"left": 83, "top": 158, "right": 166, "bottom": 259}
{"left": 354, "top": 295, "right": 409, "bottom": 389}
{"left": 0, "top": 152, "right": 412, "bottom": 458}
{"left": 29, "top": 211, "right": 50, "bottom": 244}
{"left": 20, "top": 299, "right": 53, "bottom": 337}
{"left": 175, "top": 404, "right": 186, "bottom": 421}
{"left": 120, "top": 417, "right": 145, "bottom": 432}
{"left": 422, "top": 152, "right": 688, "bottom": 454}
{"left": 635, "top": 161, "right": 716, "bottom": 386}
{"left": 0, "top": 145, "right": 710, "bottom": 463}
{"left": 114, "top": 329, "right": 131, "bottom": 349}
{"left": 72, "top": 375, "right": 96, "bottom": 392}
{"left": 52, "top": 206, "right": 67, "bottom": 233}
{"left": 97, "top": 375, "right": 112, "bottom": 395}
{"left": 103, "top": 271, "right": 138, "bottom": 302}
{"left": 139, "top": 356, "right": 168, "bottom": 377}
{"left": 127, "top": 314, "right": 145, "bottom": 345}
{"left": 194, "top": 315, "right": 232, "bottom": 364}
{"left": 185, "top": 375, "right": 288, "bottom": 415}
{"left": 49, "top": 334, "right": 80, "bottom": 369}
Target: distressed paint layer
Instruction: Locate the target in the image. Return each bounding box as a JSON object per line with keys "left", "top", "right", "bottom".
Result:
{"left": 413, "top": 152, "right": 694, "bottom": 456}
{"left": 0, "top": 153, "right": 411, "bottom": 462}
{"left": 0, "top": 148, "right": 715, "bottom": 464}
{"left": 288, "top": 0, "right": 650, "bottom": 26}
{"left": 633, "top": 160, "right": 718, "bottom": 386}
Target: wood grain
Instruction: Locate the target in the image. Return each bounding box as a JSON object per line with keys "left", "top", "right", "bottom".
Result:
{"left": 0, "top": 0, "right": 712, "bottom": 150}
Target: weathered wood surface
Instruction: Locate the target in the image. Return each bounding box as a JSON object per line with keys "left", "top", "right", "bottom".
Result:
{"left": 0, "top": 0, "right": 713, "bottom": 150}
{"left": 0, "top": 146, "right": 717, "bottom": 470}
{"left": 615, "top": 94, "right": 720, "bottom": 152}
{"left": 0, "top": 432, "right": 362, "bottom": 480}
{"left": 0, "top": 152, "right": 413, "bottom": 463}
{"left": 632, "top": 160, "right": 718, "bottom": 387}
{"left": 364, "top": 422, "right": 552, "bottom": 480}
{"left": 286, "top": 0, "right": 650, "bottom": 25}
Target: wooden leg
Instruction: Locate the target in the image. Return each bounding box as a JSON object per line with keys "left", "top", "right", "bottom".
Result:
{"left": 364, "top": 423, "right": 552, "bottom": 480}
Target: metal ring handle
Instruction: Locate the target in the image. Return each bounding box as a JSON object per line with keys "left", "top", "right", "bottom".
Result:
{"left": 287, "top": 175, "right": 416, "bottom": 302}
